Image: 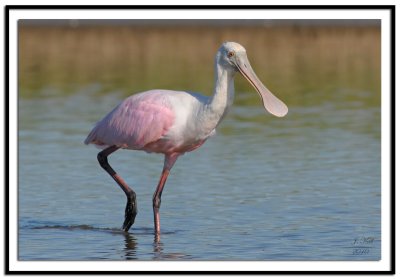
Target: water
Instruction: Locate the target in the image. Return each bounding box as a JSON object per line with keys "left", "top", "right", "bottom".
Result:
{"left": 17, "top": 87, "right": 381, "bottom": 261}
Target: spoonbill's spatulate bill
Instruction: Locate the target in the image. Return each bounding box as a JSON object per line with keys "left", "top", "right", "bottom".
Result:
{"left": 84, "top": 42, "right": 288, "bottom": 234}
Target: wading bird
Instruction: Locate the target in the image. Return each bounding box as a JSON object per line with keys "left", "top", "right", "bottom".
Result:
{"left": 84, "top": 42, "right": 288, "bottom": 234}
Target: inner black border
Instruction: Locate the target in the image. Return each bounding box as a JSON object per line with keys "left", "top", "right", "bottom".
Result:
{"left": 4, "top": 4, "right": 395, "bottom": 275}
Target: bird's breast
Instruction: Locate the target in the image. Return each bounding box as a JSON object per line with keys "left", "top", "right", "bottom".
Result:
{"left": 142, "top": 131, "right": 212, "bottom": 154}
{"left": 136, "top": 92, "right": 214, "bottom": 154}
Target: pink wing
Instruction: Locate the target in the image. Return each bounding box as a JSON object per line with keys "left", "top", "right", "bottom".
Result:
{"left": 84, "top": 90, "right": 175, "bottom": 149}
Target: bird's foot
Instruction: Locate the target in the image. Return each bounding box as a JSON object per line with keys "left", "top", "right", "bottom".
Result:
{"left": 122, "top": 195, "right": 137, "bottom": 232}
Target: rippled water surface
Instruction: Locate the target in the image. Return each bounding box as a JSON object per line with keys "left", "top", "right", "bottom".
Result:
{"left": 18, "top": 88, "right": 381, "bottom": 261}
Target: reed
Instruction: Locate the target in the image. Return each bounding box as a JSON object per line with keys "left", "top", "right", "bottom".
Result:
{"left": 19, "top": 24, "right": 380, "bottom": 104}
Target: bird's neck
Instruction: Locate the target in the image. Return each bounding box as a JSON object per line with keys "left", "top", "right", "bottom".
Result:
{"left": 208, "top": 63, "right": 236, "bottom": 120}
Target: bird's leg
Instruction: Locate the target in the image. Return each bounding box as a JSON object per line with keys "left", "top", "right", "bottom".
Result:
{"left": 97, "top": 145, "right": 137, "bottom": 232}
{"left": 152, "top": 169, "right": 170, "bottom": 234}
{"left": 153, "top": 153, "right": 179, "bottom": 235}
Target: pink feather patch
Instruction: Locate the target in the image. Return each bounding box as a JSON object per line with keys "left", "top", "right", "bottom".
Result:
{"left": 84, "top": 91, "right": 175, "bottom": 150}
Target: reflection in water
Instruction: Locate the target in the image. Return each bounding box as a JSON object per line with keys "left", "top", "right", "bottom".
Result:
{"left": 154, "top": 233, "right": 161, "bottom": 245}
{"left": 26, "top": 224, "right": 191, "bottom": 260}
{"left": 123, "top": 232, "right": 138, "bottom": 260}
{"left": 153, "top": 233, "right": 191, "bottom": 260}
{"left": 153, "top": 235, "right": 164, "bottom": 260}
{"left": 120, "top": 230, "right": 191, "bottom": 260}
{"left": 152, "top": 235, "right": 190, "bottom": 260}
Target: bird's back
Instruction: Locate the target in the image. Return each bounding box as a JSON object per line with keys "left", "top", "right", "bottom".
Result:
{"left": 84, "top": 90, "right": 177, "bottom": 149}
{"left": 84, "top": 89, "right": 209, "bottom": 152}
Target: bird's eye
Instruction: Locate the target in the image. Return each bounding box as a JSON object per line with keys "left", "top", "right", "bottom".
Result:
{"left": 227, "top": 51, "right": 235, "bottom": 58}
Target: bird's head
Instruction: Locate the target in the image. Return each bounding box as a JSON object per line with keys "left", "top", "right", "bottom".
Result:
{"left": 216, "top": 41, "right": 288, "bottom": 117}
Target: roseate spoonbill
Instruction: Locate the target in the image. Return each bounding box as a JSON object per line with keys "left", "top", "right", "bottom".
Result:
{"left": 84, "top": 42, "right": 288, "bottom": 234}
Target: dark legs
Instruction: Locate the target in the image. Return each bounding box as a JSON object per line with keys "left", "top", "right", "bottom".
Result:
{"left": 153, "top": 154, "right": 179, "bottom": 235}
{"left": 97, "top": 147, "right": 178, "bottom": 234}
{"left": 97, "top": 145, "right": 137, "bottom": 232}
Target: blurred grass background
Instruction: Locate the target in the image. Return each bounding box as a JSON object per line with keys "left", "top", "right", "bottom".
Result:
{"left": 18, "top": 20, "right": 380, "bottom": 107}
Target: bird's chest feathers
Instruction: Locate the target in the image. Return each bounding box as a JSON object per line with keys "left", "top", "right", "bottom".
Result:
{"left": 163, "top": 105, "right": 216, "bottom": 149}
{"left": 162, "top": 81, "right": 234, "bottom": 151}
